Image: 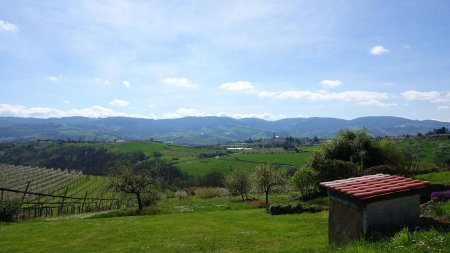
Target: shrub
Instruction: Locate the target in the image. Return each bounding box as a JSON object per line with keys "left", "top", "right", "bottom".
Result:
{"left": 365, "top": 164, "right": 403, "bottom": 176}
{"left": 0, "top": 199, "right": 21, "bottom": 222}
{"left": 291, "top": 167, "right": 319, "bottom": 197}
{"left": 431, "top": 190, "right": 450, "bottom": 201}
{"left": 269, "top": 203, "right": 323, "bottom": 215}
{"left": 193, "top": 187, "right": 229, "bottom": 199}
{"left": 311, "top": 153, "right": 358, "bottom": 182}
{"left": 391, "top": 228, "right": 413, "bottom": 246}
{"left": 141, "top": 190, "right": 164, "bottom": 207}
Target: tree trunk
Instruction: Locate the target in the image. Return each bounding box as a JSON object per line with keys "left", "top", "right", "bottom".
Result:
{"left": 265, "top": 192, "right": 269, "bottom": 210}
{"left": 136, "top": 192, "right": 143, "bottom": 211}
{"left": 241, "top": 193, "right": 245, "bottom": 201}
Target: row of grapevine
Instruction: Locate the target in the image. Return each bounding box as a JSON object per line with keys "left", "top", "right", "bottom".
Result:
{"left": 0, "top": 164, "right": 135, "bottom": 220}
{"left": 0, "top": 164, "right": 82, "bottom": 201}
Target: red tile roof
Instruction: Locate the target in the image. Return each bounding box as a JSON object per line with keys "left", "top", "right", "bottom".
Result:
{"left": 320, "top": 174, "right": 430, "bottom": 200}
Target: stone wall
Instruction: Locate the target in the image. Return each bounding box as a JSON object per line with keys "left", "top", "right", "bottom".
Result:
{"left": 363, "top": 194, "right": 420, "bottom": 239}
{"left": 328, "top": 195, "right": 363, "bottom": 245}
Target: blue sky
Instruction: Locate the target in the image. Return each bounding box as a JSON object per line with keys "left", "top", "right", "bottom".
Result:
{"left": 1, "top": 0, "right": 450, "bottom": 121}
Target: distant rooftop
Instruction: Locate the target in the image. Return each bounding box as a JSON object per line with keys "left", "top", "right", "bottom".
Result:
{"left": 320, "top": 174, "right": 430, "bottom": 200}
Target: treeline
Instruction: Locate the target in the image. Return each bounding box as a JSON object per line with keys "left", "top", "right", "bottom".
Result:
{"left": 243, "top": 136, "right": 320, "bottom": 151}
{"left": 0, "top": 142, "right": 145, "bottom": 175}
{"left": 0, "top": 141, "right": 229, "bottom": 188}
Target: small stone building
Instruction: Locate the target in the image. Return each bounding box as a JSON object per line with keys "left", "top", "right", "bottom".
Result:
{"left": 320, "top": 174, "right": 430, "bottom": 244}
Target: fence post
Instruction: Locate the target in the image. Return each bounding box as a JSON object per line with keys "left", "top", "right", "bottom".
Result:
{"left": 81, "top": 191, "right": 88, "bottom": 211}
{"left": 21, "top": 181, "right": 31, "bottom": 203}
{"left": 58, "top": 187, "right": 69, "bottom": 215}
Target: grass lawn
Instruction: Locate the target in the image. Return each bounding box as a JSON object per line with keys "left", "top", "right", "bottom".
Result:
{"left": 414, "top": 171, "right": 450, "bottom": 185}
{"left": 0, "top": 209, "right": 328, "bottom": 253}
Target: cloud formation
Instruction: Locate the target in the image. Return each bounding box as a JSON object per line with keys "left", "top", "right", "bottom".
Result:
{"left": 0, "top": 103, "right": 154, "bottom": 118}
{"left": 109, "top": 99, "right": 130, "bottom": 107}
{"left": 401, "top": 90, "right": 441, "bottom": 101}
{"left": 0, "top": 20, "right": 18, "bottom": 32}
{"left": 48, "top": 75, "right": 62, "bottom": 82}
{"left": 321, "top": 80, "right": 342, "bottom": 89}
{"left": 122, "top": 80, "right": 130, "bottom": 88}
{"left": 220, "top": 81, "right": 256, "bottom": 92}
{"left": 258, "top": 89, "right": 391, "bottom": 106}
{"left": 370, "top": 45, "right": 389, "bottom": 55}
{"left": 94, "top": 78, "right": 111, "bottom": 85}
{"left": 162, "top": 107, "right": 285, "bottom": 121}
{"left": 164, "top": 77, "right": 198, "bottom": 88}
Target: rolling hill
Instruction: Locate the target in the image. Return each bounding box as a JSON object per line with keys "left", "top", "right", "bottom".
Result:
{"left": 0, "top": 116, "right": 448, "bottom": 145}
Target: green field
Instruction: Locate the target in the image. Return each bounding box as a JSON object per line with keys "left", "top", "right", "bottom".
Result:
{"left": 99, "top": 141, "right": 319, "bottom": 177}
{"left": 0, "top": 209, "right": 328, "bottom": 253}
{"left": 1, "top": 197, "right": 449, "bottom": 253}
{"left": 397, "top": 137, "right": 449, "bottom": 166}
{"left": 414, "top": 171, "right": 450, "bottom": 185}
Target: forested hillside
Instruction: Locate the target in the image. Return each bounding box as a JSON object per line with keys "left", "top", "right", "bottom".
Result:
{"left": 1, "top": 116, "right": 449, "bottom": 144}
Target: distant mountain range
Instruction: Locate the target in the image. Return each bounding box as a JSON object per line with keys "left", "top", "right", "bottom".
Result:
{"left": 0, "top": 116, "right": 449, "bottom": 145}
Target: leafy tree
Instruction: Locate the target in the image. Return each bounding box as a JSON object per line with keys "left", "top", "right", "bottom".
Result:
{"left": 109, "top": 161, "right": 165, "bottom": 211}
{"left": 133, "top": 158, "right": 185, "bottom": 188}
{"left": 378, "top": 138, "right": 403, "bottom": 166}
{"left": 324, "top": 129, "right": 383, "bottom": 170}
{"left": 198, "top": 171, "right": 225, "bottom": 187}
{"left": 310, "top": 153, "right": 358, "bottom": 182}
{"left": 434, "top": 144, "right": 450, "bottom": 169}
{"left": 399, "top": 145, "right": 421, "bottom": 175}
{"left": 225, "top": 169, "right": 251, "bottom": 201}
{"left": 291, "top": 167, "right": 319, "bottom": 197}
{"left": 253, "top": 163, "right": 286, "bottom": 210}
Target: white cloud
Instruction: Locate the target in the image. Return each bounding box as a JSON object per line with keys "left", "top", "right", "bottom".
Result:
{"left": 266, "top": 90, "right": 390, "bottom": 102}
{"left": 218, "top": 112, "right": 286, "bottom": 121}
{"left": 370, "top": 45, "right": 389, "bottom": 55}
{"left": 358, "top": 100, "right": 397, "bottom": 107}
{"left": 401, "top": 90, "right": 441, "bottom": 101}
{"left": 219, "top": 81, "right": 256, "bottom": 92}
{"left": 0, "top": 103, "right": 156, "bottom": 118}
{"left": 162, "top": 107, "right": 204, "bottom": 119}
{"left": 163, "top": 77, "right": 198, "bottom": 88}
{"left": 320, "top": 80, "right": 342, "bottom": 89}
{"left": 109, "top": 99, "right": 130, "bottom": 107}
{"left": 94, "top": 78, "right": 111, "bottom": 85}
{"left": 0, "top": 20, "right": 18, "bottom": 32}
{"left": 48, "top": 75, "right": 63, "bottom": 82}
{"left": 63, "top": 100, "right": 71, "bottom": 104}
{"left": 162, "top": 107, "right": 285, "bottom": 121}
{"left": 437, "top": 105, "right": 449, "bottom": 110}
{"left": 258, "top": 91, "right": 278, "bottom": 97}
{"left": 447, "top": 92, "right": 450, "bottom": 98}
{"left": 122, "top": 80, "right": 130, "bottom": 88}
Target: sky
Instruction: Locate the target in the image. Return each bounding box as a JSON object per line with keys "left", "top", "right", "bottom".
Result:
{"left": 1, "top": 0, "right": 450, "bottom": 121}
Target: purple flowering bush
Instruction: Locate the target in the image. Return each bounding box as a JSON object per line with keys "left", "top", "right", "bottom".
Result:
{"left": 431, "top": 190, "right": 450, "bottom": 201}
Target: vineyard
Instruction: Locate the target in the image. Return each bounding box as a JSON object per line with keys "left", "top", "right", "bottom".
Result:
{"left": 0, "top": 164, "right": 133, "bottom": 220}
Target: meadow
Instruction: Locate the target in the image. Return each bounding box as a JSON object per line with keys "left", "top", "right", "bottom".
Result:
{"left": 1, "top": 193, "right": 449, "bottom": 253}
{"left": 1, "top": 136, "right": 449, "bottom": 252}
{"left": 107, "top": 141, "right": 319, "bottom": 176}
